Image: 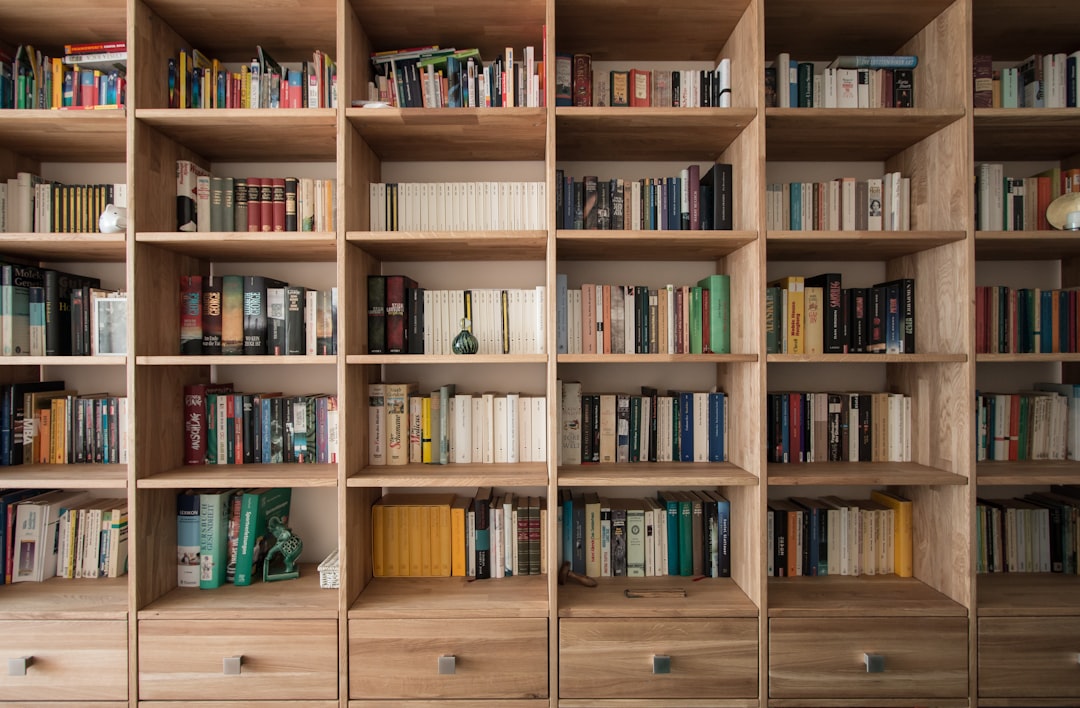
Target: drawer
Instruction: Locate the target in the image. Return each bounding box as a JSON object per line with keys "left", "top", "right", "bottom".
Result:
{"left": 349, "top": 618, "right": 548, "bottom": 699}
{"left": 559, "top": 618, "right": 758, "bottom": 699}
{"left": 0, "top": 619, "right": 127, "bottom": 701}
{"left": 979, "top": 616, "right": 1080, "bottom": 698}
{"left": 138, "top": 619, "right": 337, "bottom": 700}
{"left": 769, "top": 617, "right": 968, "bottom": 699}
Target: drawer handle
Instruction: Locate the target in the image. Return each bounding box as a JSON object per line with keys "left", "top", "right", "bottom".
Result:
{"left": 864, "top": 653, "right": 885, "bottom": 673}
{"left": 8, "top": 656, "right": 32, "bottom": 676}
{"left": 438, "top": 655, "right": 456, "bottom": 675}
{"left": 223, "top": 656, "right": 243, "bottom": 675}
{"left": 653, "top": 654, "right": 672, "bottom": 674}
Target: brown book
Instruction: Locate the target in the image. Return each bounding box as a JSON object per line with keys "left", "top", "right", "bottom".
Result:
{"left": 246, "top": 177, "right": 261, "bottom": 232}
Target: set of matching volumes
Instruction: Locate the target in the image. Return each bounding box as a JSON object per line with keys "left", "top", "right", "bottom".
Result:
{"left": 765, "top": 173, "right": 910, "bottom": 232}
{"left": 372, "top": 491, "right": 546, "bottom": 579}
{"left": 183, "top": 384, "right": 338, "bottom": 466}
{"left": 976, "top": 386, "right": 1076, "bottom": 462}
{"left": 0, "top": 172, "right": 127, "bottom": 233}
{"left": 768, "top": 54, "right": 916, "bottom": 108}
{"left": 368, "top": 181, "right": 547, "bottom": 231}
{"left": 556, "top": 164, "right": 733, "bottom": 231}
{"left": 560, "top": 490, "right": 731, "bottom": 579}
{"left": 177, "top": 487, "right": 292, "bottom": 589}
{"left": 768, "top": 391, "right": 912, "bottom": 464}
{"left": 973, "top": 53, "right": 1080, "bottom": 109}
{"left": 180, "top": 275, "right": 337, "bottom": 356}
{"left": 368, "top": 384, "right": 547, "bottom": 466}
{"left": 176, "top": 161, "right": 336, "bottom": 233}
{"left": 561, "top": 54, "right": 732, "bottom": 108}
{"left": 559, "top": 383, "right": 728, "bottom": 466}
{"left": 0, "top": 41, "right": 126, "bottom": 110}
{"left": 974, "top": 164, "right": 1079, "bottom": 231}
{"left": 768, "top": 491, "right": 912, "bottom": 578}
{"left": 767, "top": 274, "right": 916, "bottom": 355}
{"left": 976, "top": 486, "right": 1080, "bottom": 575}
{"left": 169, "top": 46, "right": 335, "bottom": 109}
{"left": 976, "top": 286, "right": 1080, "bottom": 354}
{"left": 367, "top": 44, "right": 545, "bottom": 108}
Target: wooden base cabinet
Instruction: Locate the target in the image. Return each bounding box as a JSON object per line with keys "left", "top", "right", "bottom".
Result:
{"left": 978, "top": 617, "right": 1080, "bottom": 701}
{"left": 0, "top": 620, "right": 128, "bottom": 701}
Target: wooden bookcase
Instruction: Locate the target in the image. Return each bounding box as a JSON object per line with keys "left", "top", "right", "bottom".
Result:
{"left": 0, "top": 0, "right": 1077, "bottom": 705}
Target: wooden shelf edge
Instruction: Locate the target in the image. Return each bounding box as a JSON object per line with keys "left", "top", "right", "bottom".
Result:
{"left": 768, "top": 462, "right": 967, "bottom": 486}
{"left": 346, "top": 354, "right": 547, "bottom": 365}
{"left": 137, "top": 355, "right": 337, "bottom": 365}
{"left": 768, "top": 353, "right": 967, "bottom": 363}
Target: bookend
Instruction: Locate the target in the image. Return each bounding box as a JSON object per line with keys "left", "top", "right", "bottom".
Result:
{"left": 262, "top": 516, "right": 303, "bottom": 582}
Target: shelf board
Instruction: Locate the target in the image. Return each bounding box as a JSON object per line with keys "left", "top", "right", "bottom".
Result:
{"left": 768, "top": 461, "right": 967, "bottom": 486}
{"left": 767, "top": 575, "right": 968, "bottom": 617}
{"left": 974, "top": 108, "right": 1080, "bottom": 161}
{"left": 977, "top": 353, "right": 1080, "bottom": 363}
{"left": 0, "top": 0, "right": 125, "bottom": 47}
{"left": 136, "top": 232, "right": 337, "bottom": 262}
{"left": 0, "top": 575, "right": 127, "bottom": 620}
{"left": 0, "top": 109, "right": 126, "bottom": 162}
{"left": 767, "top": 353, "right": 967, "bottom": 364}
{"left": 977, "top": 573, "right": 1080, "bottom": 616}
{"left": 559, "top": 576, "right": 757, "bottom": 618}
{"left": 0, "top": 464, "right": 128, "bottom": 489}
{"left": 137, "top": 464, "right": 337, "bottom": 488}
{"left": 348, "top": 463, "right": 548, "bottom": 488}
{"left": 973, "top": 1, "right": 1080, "bottom": 59}
{"left": 138, "top": 563, "right": 334, "bottom": 619}
{"left": 556, "top": 0, "right": 751, "bottom": 61}
{"left": 555, "top": 107, "right": 756, "bottom": 161}
{"left": 764, "top": 0, "right": 954, "bottom": 58}
{"left": 350, "top": 575, "right": 549, "bottom": 619}
{"left": 557, "top": 229, "right": 756, "bottom": 260}
{"left": 347, "top": 354, "right": 546, "bottom": 365}
{"left": 136, "top": 109, "right": 337, "bottom": 160}
{"left": 559, "top": 462, "right": 757, "bottom": 487}
{"left": 0, "top": 232, "right": 126, "bottom": 262}
{"left": 137, "top": 355, "right": 336, "bottom": 366}
{"left": 0, "top": 355, "right": 125, "bottom": 366}
{"left": 559, "top": 353, "right": 756, "bottom": 364}
{"left": 766, "top": 108, "right": 965, "bottom": 161}
{"left": 976, "top": 460, "right": 1080, "bottom": 485}
{"left": 767, "top": 230, "right": 966, "bottom": 261}
{"left": 974, "top": 230, "right": 1080, "bottom": 259}
{"left": 347, "top": 107, "right": 545, "bottom": 161}
{"left": 347, "top": 230, "right": 547, "bottom": 261}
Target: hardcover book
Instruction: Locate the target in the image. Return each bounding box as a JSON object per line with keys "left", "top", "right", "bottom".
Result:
{"left": 234, "top": 487, "right": 292, "bottom": 586}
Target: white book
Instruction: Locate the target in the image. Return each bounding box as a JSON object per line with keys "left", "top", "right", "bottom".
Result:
{"left": 631, "top": 180, "right": 642, "bottom": 229}
{"left": 561, "top": 381, "right": 582, "bottom": 465}
{"left": 196, "top": 174, "right": 211, "bottom": 232}
{"left": 13, "top": 490, "right": 89, "bottom": 582}
{"left": 517, "top": 394, "right": 531, "bottom": 463}
{"left": 491, "top": 505, "right": 503, "bottom": 578}
{"left": 454, "top": 393, "right": 473, "bottom": 463}
{"left": 505, "top": 392, "right": 520, "bottom": 464}
{"left": 305, "top": 289, "right": 318, "bottom": 355}
{"left": 471, "top": 396, "right": 486, "bottom": 463}
{"left": 493, "top": 395, "right": 508, "bottom": 463}
{"left": 368, "top": 383, "right": 386, "bottom": 466}
{"left": 503, "top": 494, "right": 515, "bottom": 575}
{"left": 717, "top": 57, "right": 731, "bottom": 107}
{"left": 866, "top": 178, "right": 883, "bottom": 231}
{"left": 532, "top": 396, "right": 546, "bottom": 462}
{"left": 836, "top": 68, "right": 858, "bottom": 108}
{"left": 857, "top": 68, "right": 869, "bottom": 107}
{"left": 535, "top": 285, "right": 546, "bottom": 354}
{"left": 693, "top": 392, "right": 709, "bottom": 462}
{"left": 595, "top": 284, "right": 604, "bottom": 353}
{"left": 569, "top": 289, "right": 581, "bottom": 354}
{"left": 824, "top": 68, "right": 837, "bottom": 108}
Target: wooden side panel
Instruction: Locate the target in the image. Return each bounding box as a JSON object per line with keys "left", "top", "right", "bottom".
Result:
{"left": 898, "top": 0, "right": 969, "bottom": 111}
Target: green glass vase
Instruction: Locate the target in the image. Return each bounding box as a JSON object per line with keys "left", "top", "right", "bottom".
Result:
{"left": 452, "top": 318, "right": 479, "bottom": 354}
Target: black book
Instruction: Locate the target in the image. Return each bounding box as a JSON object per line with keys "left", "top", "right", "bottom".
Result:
{"left": 805, "top": 273, "right": 844, "bottom": 353}
{"left": 893, "top": 69, "right": 914, "bottom": 107}
{"left": 868, "top": 285, "right": 887, "bottom": 353}
{"left": 596, "top": 179, "right": 610, "bottom": 230}
{"left": 407, "top": 286, "right": 425, "bottom": 354}
{"left": 580, "top": 394, "right": 595, "bottom": 464}
{"left": 769, "top": 503, "right": 787, "bottom": 576}
{"left": 573, "top": 181, "right": 584, "bottom": 229}
{"left": 284, "top": 177, "right": 298, "bottom": 231}
{"left": 69, "top": 286, "right": 87, "bottom": 356}
{"left": 44, "top": 269, "right": 100, "bottom": 356}
{"left": 583, "top": 176, "right": 598, "bottom": 230}
{"left": 202, "top": 275, "right": 224, "bottom": 355}
{"left": 243, "top": 276, "right": 286, "bottom": 355}
{"left": 609, "top": 501, "right": 627, "bottom": 577}
{"left": 848, "top": 287, "right": 868, "bottom": 353}
{"left": 671, "top": 70, "right": 680, "bottom": 106}
{"left": 641, "top": 385, "right": 658, "bottom": 462}
{"left": 233, "top": 178, "right": 248, "bottom": 233}
{"left": 699, "top": 162, "right": 733, "bottom": 230}
{"left": 242, "top": 395, "right": 254, "bottom": 464}
{"left": 857, "top": 393, "right": 873, "bottom": 462}
{"left": 367, "top": 275, "right": 386, "bottom": 354}
{"left": 474, "top": 487, "right": 493, "bottom": 579}
{"left": 285, "top": 286, "right": 307, "bottom": 355}
{"left": 610, "top": 179, "right": 624, "bottom": 228}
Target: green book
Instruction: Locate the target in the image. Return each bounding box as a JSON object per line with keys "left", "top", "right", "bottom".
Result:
{"left": 697, "top": 274, "right": 731, "bottom": 354}
{"left": 765, "top": 286, "right": 779, "bottom": 354}
{"left": 689, "top": 285, "right": 703, "bottom": 354}
{"left": 199, "top": 488, "right": 238, "bottom": 589}
{"left": 234, "top": 487, "right": 292, "bottom": 586}
{"left": 678, "top": 491, "right": 694, "bottom": 576}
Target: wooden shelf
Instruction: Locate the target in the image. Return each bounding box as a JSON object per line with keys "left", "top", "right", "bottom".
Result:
{"left": 767, "top": 353, "right": 967, "bottom": 363}
{"left": 0, "top": 465, "right": 127, "bottom": 489}
{"left": 0, "top": 233, "right": 126, "bottom": 262}
{"left": 555, "top": 107, "right": 756, "bottom": 161}
{"left": 765, "top": 108, "right": 965, "bottom": 161}
{"left": 347, "top": 108, "right": 546, "bottom": 161}
{"left": 975, "top": 230, "right": 1080, "bottom": 259}
{"left": 0, "top": 0, "right": 125, "bottom": 47}
{"left": 976, "top": 460, "right": 1080, "bottom": 485}
{"left": 559, "top": 576, "right": 757, "bottom": 618}
{"left": 137, "top": 355, "right": 336, "bottom": 366}
{"left": 136, "top": 232, "right": 337, "bottom": 262}
{"left": 559, "top": 462, "right": 757, "bottom": 487}
{"left": 768, "top": 575, "right": 969, "bottom": 617}
{"left": 348, "top": 230, "right": 547, "bottom": 261}
{"left": 136, "top": 464, "right": 337, "bottom": 488}
{"left": 974, "top": 108, "right": 1080, "bottom": 161}
{"left": 977, "top": 573, "right": 1080, "bottom": 616}
{"left": 768, "top": 461, "right": 967, "bottom": 486}
{"left": 768, "top": 230, "right": 966, "bottom": 261}
{"left": 348, "top": 463, "right": 548, "bottom": 488}
{"left": 0, "top": 575, "right": 127, "bottom": 620}
{"left": 559, "top": 353, "right": 756, "bottom": 364}
{"left": 350, "top": 575, "right": 549, "bottom": 619}
{"left": 977, "top": 353, "right": 1080, "bottom": 363}
{"left": 0, "top": 110, "right": 126, "bottom": 162}
{"left": 557, "top": 230, "right": 756, "bottom": 260}
{"left": 347, "top": 354, "right": 546, "bottom": 365}
{"left": 136, "top": 109, "right": 337, "bottom": 160}
{"left": 973, "top": 1, "right": 1080, "bottom": 59}
{"left": 0, "top": 355, "right": 125, "bottom": 366}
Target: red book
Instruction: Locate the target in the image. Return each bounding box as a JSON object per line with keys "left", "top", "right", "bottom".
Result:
{"left": 233, "top": 394, "right": 244, "bottom": 465}
{"left": 1037, "top": 176, "right": 1052, "bottom": 230}
{"left": 572, "top": 53, "right": 592, "bottom": 107}
{"left": 1008, "top": 395, "right": 1020, "bottom": 461}
{"left": 65, "top": 41, "right": 125, "bottom": 55}
{"left": 385, "top": 275, "right": 418, "bottom": 354}
{"left": 259, "top": 178, "right": 273, "bottom": 232}
{"left": 789, "top": 393, "right": 803, "bottom": 463}
{"left": 183, "top": 382, "right": 234, "bottom": 465}
{"left": 975, "top": 286, "right": 986, "bottom": 353}
{"left": 629, "top": 68, "right": 651, "bottom": 106}
{"left": 247, "top": 178, "right": 262, "bottom": 232}
{"left": 272, "top": 178, "right": 286, "bottom": 232}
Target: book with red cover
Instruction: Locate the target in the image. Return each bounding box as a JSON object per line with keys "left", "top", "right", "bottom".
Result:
{"left": 183, "top": 382, "right": 234, "bottom": 465}
{"left": 259, "top": 178, "right": 273, "bottom": 232}
{"left": 385, "top": 275, "right": 418, "bottom": 354}
{"left": 272, "top": 178, "right": 286, "bottom": 232}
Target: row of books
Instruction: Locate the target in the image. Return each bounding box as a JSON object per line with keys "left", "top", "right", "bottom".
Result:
{"left": 561, "top": 490, "right": 731, "bottom": 579}
{"left": 169, "top": 47, "right": 336, "bottom": 109}
{"left": 183, "top": 385, "right": 337, "bottom": 466}
{"left": 767, "top": 391, "right": 912, "bottom": 464}
{"left": 556, "top": 276, "right": 731, "bottom": 356}
{"left": 559, "top": 383, "right": 728, "bottom": 466}
{"left": 369, "top": 384, "right": 547, "bottom": 467}
{"left": 367, "top": 181, "right": 547, "bottom": 232}
{"left": 765, "top": 173, "right": 910, "bottom": 232}
{"left": 372, "top": 492, "right": 546, "bottom": 579}
{"left": 976, "top": 488, "right": 1080, "bottom": 574}
{"left": 177, "top": 161, "right": 336, "bottom": 233}
{"left": 1, "top": 176, "right": 127, "bottom": 234}
{"left": 769, "top": 54, "right": 916, "bottom": 109}
{"left": 177, "top": 488, "right": 292, "bottom": 589}
{"left": 768, "top": 491, "right": 912, "bottom": 578}
{"left": 767, "top": 275, "right": 916, "bottom": 355}
{"left": 976, "top": 388, "right": 1074, "bottom": 462}
{"left": 555, "top": 164, "right": 733, "bottom": 231}
{"left": 976, "top": 286, "right": 1080, "bottom": 355}
{"left": 563, "top": 54, "right": 732, "bottom": 108}
{"left": 54, "top": 496, "right": 128, "bottom": 579}
{"left": 180, "top": 275, "right": 337, "bottom": 356}
{"left": 974, "top": 53, "right": 1080, "bottom": 109}
{"left": 0, "top": 42, "right": 126, "bottom": 110}
{"left": 974, "top": 164, "right": 1080, "bottom": 231}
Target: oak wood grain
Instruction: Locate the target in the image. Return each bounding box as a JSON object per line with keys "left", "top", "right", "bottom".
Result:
{"left": 0, "top": 620, "right": 128, "bottom": 700}
{"left": 977, "top": 617, "right": 1080, "bottom": 698}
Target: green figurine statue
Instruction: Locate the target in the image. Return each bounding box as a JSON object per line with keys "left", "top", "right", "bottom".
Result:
{"left": 262, "top": 516, "right": 303, "bottom": 582}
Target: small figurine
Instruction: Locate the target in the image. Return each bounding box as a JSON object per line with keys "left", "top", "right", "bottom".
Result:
{"left": 262, "top": 516, "right": 303, "bottom": 582}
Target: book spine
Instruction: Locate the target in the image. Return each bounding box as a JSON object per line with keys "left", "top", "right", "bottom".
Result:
{"left": 179, "top": 275, "right": 203, "bottom": 354}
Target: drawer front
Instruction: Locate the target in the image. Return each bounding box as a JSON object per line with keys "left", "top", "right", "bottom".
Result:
{"left": 979, "top": 616, "right": 1080, "bottom": 698}
{"left": 0, "top": 619, "right": 127, "bottom": 701}
{"left": 769, "top": 617, "right": 968, "bottom": 699}
{"left": 349, "top": 618, "right": 548, "bottom": 699}
{"left": 138, "top": 619, "right": 337, "bottom": 700}
{"left": 560, "top": 618, "right": 758, "bottom": 699}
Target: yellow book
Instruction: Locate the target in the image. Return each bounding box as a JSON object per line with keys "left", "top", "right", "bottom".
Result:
{"left": 371, "top": 503, "right": 385, "bottom": 576}
{"left": 870, "top": 490, "right": 913, "bottom": 577}
{"left": 240, "top": 64, "right": 251, "bottom": 109}
{"left": 415, "top": 505, "right": 430, "bottom": 576}
{"left": 421, "top": 396, "right": 432, "bottom": 463}
{"left": 50, "top": 397, "right": 67, "bottom": 464}
{"left": 435, "top": 502, "right": 451, "bottom": 577}
{"left": 804, "top": 286, "right": 823, "bottom": 355}
{"left": 769, "top": 276, "right": 804, "bottom": 354}
{"left": 449, "top": 496, "right": 469, "bottom": 576}
{"left": 51, "top": 57, "right": 63, "bottom": 108}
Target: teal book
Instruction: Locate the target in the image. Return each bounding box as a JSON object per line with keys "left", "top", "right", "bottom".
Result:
{"left": 696, "top": 274, "right": 730, "bottom": 354}
{"left": 199, "top": 488, "right": 237, "bottom": 589}
{"left": 177, "top": 491, "right": 201, "bottom": 587}
{"left": 234, "top": 487, "right": 292, "bottom": 586}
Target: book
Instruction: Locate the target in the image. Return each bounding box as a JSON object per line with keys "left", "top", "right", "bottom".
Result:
{"left": 699, "top": 162, "right": 733, "bottom": 230}
{"left": 179, "top": 275, "right": 202, "bottom": 354}
{"left": 176, "top": 160, "right": 209, "bottom": 231}
{"left": 12, "top": 490, "right": 88, "bottom": 582}
{"left": 233, "top": 487, "right": 292, "bottom": 586}
{"left": 198, "top": 488, "right": 236, "bottom": 589}
{"left": 831, "top": 55, "right": 918, "bottom": 70}
{"left": 870, "top": 489, "right": 913, "bottom": 577}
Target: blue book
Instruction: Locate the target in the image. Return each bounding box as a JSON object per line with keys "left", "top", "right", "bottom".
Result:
{"left": 177, "top": 491, "right": 201, "bottom": 587}
{"left": 561, "top": 490, "right": 573, "bottom": 565}
{"left": 556, "top": 273, "right": 568, "bottom": 354}
{"left": 792, "top": 497, "right": 823, "bottom": 576}
{"left": 790, "top": 184, "right": 802, "bottom": 230}
{"left": 788, "top": 58, "right": 799, "bottom": 107}
{"left": 714, "top": 493, "right": 731, "bottom": 577}
{"left": 708, "top": 392, "right": 725, "bottom": 462}
{"left": 781, "top": 392, "right": 790, "bottom": 463}
{"left": 678, "top": 391, "right": 694, "bottom": 462}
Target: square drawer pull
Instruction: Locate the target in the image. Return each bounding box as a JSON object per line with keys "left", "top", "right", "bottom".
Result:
{"left": 223, "top": 656, "right": 243, "bottom": 675}
{"left": 7, "top": 656, "right": 32, "bottom": 676}
{"left": 864, "top": 653, "right": 885, "bottom": 673}
{"left": 438, "top": 655, "right": 456, "bottom": 675}
{"left": 653, "top": 654, "right": 672, "bottom": 674}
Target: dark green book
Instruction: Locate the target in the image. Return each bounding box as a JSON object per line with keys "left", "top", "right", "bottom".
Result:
{"left": 233, "top": 487, "right": 292, "bottom": 586}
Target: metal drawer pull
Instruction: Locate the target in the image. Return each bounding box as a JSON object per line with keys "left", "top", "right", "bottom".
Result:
{"left": 438, "top": 655, "right": 456, "bottom": 675}
{"left": 653, "top": 654, "right": 672, "bottom": 674}
{"left": 223, "top": 655, "right": 243, "bottom": 675}
{"left": 864, "top": 653, "right": 885, "bottom": 673}
{"left": 8, "top": 656, "right": 32, "bottom": 676}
